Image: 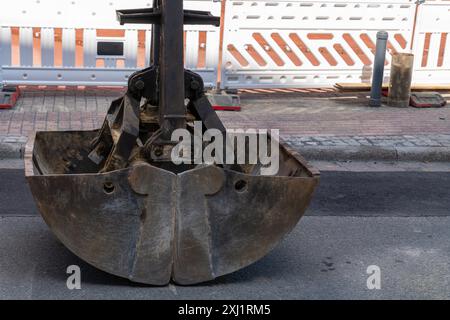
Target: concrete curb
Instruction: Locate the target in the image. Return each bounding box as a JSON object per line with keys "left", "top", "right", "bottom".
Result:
{"left": 0, "top": 136, "right": 27, "bottom": 160}
{"left": 2, "top": 137, "right": 450, "bottom": 163}
{"left": 299, "top": 146, "right": 450, "bottom": 162}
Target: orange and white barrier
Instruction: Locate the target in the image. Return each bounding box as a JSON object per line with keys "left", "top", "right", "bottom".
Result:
{"left": 0, "top": 0, "right": 449, "bottom": 89}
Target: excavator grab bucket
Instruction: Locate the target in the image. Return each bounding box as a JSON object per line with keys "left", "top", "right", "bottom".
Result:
{"left": 25, "top": 0, "right": 320, "bottom": 285}
{"left": 25, "top": 131, "right": 318, "bottom": 285}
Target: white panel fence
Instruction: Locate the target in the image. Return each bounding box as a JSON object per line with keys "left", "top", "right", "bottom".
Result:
{"left": 0, "top": 0, "right": 449, "bottom": 89}
{"left": 0, "top": 0, "right": 221, "bottom": 87}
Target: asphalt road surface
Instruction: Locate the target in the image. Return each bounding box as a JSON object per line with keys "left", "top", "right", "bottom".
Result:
{"left": 0, "top": 167, "right": 449, "bottom": 299}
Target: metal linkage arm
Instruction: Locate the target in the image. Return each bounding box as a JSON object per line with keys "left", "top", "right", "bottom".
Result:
{"left": 184, "top": 10, "right": 220, "bottom": 26}
{"left": 116, "top": 8, "right": 161, "bottom": 25}
{"left": 117, "top": 8, "right": 220, "bottom": 26}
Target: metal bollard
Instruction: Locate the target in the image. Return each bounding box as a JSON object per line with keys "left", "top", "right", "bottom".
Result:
{"left": 369, "top": 31, "right": 389, "bottom": 107}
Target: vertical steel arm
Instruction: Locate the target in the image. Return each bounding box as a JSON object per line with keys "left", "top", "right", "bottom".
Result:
{"left": 150, "top": 0, "right": 161, "bottom": 66}
{"left": 159, "top": 0, "right": 186, "bottom": 140}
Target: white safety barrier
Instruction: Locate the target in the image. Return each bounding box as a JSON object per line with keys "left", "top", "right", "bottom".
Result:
{"left": 0, "top": 0, "right": 220, "bottom": 87}
{"left": 412, "top": 0, "right": 450, "bottom": 84}
{"left": 0, "top": 0, "right": 449, "bottom": 88}
{"left": 222, "top": 0, "right": 412, "bottom": 88}
{"left": 221, "top": 0, "right": 450, "bottom": 88}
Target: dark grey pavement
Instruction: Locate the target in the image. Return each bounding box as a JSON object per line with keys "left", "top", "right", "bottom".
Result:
{"left": 0, "top": 216, "right": 449, "bottom": 300}
{"left": 311, "top": 171, "right": 450, "bottom": 217}
{"left": 0, "top": 166, "right": 450, "bottom": 299}
{"left": 2, "top": 168, "right": 450, "bottom": 217}
{"left": 0, "top": 169, "right": 36, "bottom": 217}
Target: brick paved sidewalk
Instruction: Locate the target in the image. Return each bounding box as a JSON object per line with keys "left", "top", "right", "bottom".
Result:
{"left": 222, "top": 92, "right": 450, "bottom": 137}
{"left": 0, "top": 88, "right": 449, "bottom": 154}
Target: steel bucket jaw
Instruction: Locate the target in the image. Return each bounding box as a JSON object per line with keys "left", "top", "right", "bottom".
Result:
{"left": 25, "top": 131, "right": 319, "bottom": 285}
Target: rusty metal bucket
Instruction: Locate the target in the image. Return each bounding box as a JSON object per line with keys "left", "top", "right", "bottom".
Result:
{"left": 25, "top": 130, "right": 319, "bottom": 285}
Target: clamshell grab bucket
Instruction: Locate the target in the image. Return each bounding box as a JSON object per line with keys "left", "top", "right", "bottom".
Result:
{"left": 25, "top": 131, "right": 319, "bottom": 285}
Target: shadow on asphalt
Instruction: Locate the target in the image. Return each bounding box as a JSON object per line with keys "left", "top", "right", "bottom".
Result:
{"left": 2, "top": 169, "right": 450, "bottom": 217}
{"left": 31, "top": 229, "right": 300, "bottom": 288}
